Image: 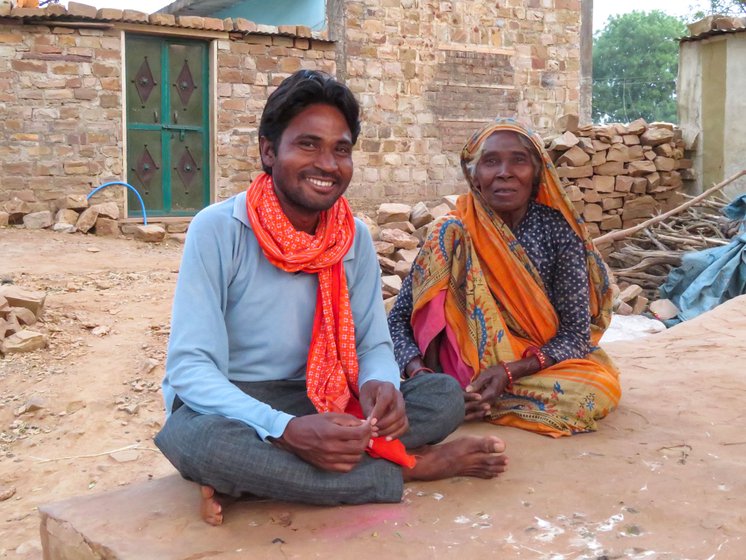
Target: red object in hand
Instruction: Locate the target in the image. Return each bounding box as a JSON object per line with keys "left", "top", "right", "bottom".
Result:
{"left": 345, "top": 397, "right": 417, "bottom": 469}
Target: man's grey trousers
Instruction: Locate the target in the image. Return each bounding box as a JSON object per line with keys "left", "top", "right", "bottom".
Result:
{"left": 154, "top": 373, "right": 464, "bottom": 505}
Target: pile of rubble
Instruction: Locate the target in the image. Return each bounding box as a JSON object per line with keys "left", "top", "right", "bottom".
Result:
{"left": 0, "top": 286, "right": 48, "bottom": 355}
{"left": 547, "top": 116, "right": 691, "bottom": 238}
{"left": 0, "top": 194, "right": 168, "bottom": 242}
{"left": 611, "top": 282, "right": 651, "bottom": 317}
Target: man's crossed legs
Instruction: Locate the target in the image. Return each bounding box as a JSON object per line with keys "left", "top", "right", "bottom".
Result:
{"left": 155, "top": 374, "right": 507, "bottom": 525}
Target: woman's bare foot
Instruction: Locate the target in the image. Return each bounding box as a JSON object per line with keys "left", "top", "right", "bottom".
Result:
{"left": 199, "top": 485, "right": 224, "bottom": 526}
{"left": 403, "top": 436, "right": 507, "bottom": 481}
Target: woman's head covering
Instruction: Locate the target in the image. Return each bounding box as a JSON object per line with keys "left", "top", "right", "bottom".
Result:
{"left": 460, "top": 118, "right": 545, "bottom": 192}
{"left": 458, "top": 117, "right": 614, "bottom": 336}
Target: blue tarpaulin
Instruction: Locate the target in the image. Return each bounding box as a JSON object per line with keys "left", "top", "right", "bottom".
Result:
{"left": 659, "top": 194, "right": 746, "bottom": 325}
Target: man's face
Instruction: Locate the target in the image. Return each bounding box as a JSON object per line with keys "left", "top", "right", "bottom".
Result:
{"left": 260, "top": 103, "right": 354, "bottom": 232}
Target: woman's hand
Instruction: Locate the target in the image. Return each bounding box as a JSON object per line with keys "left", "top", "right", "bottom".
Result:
{"left": 463, "top": 364, "right": 512, "bottom": 420}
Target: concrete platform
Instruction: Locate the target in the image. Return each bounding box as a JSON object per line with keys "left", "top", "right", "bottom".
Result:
{"left": 39, "top": 296, "right": 746, "bottom": 559}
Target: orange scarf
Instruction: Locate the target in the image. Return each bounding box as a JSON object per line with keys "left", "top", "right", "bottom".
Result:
{"left": 245, "top": 173, "right": 415, "bottom": 467}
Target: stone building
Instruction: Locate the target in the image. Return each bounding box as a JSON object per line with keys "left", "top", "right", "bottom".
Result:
{"left": 0, "top": 0, "right": 585, "bottom": 223}
{"left": 678, "top": 15, "right": 746, "bottom": 199}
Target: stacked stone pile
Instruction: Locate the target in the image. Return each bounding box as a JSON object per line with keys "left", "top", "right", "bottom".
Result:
{"left": 0, "top": 286, "right": 48, "bottom": 355}
{"left": 0, "top": 194, "right": 167, "bottom": 242}
{"left": 546, "top": 116, "right": 692, "bottom": 238}
{"left": 360, "top": 201, "right": 450, "bottom": 311}
{"left": 610, "top": 281, "right": 650, "bottom": 317}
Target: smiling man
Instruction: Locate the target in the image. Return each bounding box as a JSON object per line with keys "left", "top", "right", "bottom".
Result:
{"left": 154, "top": 70, "right": 508, "bottom": 526}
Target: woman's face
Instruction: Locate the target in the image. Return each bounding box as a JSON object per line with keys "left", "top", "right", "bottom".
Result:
{"left": 473, "top": 131, "right": 537, "bottom": 221}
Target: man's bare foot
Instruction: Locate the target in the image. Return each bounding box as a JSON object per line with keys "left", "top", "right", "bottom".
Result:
{"left": 199, "top": 485, "right": 224, "bottom": 526}
{"left": 403, "top": 436, "right": 507, "bottom": 481}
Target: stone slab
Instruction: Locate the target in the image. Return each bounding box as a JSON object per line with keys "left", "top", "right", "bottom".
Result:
{"left": 37, "top": 296, "right": 746, "bottom": 560}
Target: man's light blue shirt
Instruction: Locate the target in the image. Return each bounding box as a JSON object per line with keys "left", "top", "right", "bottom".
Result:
{"left": 162, "top": 192, "right": 400, "bottom": 440}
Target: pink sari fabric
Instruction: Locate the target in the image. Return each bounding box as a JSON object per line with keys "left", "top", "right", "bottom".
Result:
{"left": 412, "top": 292, "right": 474, "bottom": 388}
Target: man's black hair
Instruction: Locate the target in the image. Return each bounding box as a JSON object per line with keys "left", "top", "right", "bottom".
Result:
{"left": 258, "top": 70, "right": 361, "bottom": 174}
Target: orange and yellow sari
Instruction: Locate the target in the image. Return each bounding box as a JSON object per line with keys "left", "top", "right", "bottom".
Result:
{"left": 411, "top": 119, "right": 621, "bottom": 437}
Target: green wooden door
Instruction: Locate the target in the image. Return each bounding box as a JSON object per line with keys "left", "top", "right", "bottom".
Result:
{"left": 125, "top": 35, "right": 210, "bottom": 217}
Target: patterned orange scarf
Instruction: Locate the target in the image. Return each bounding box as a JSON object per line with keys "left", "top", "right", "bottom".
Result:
{"left": 245, "top": 172, "right": 357, "bottom": 413}
{"left": 245, "top": 173, "right": 415, "bottom": 467}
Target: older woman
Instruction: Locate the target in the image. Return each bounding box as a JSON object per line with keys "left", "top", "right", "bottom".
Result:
{"left": 388, "top": 119, "right": 621, "bottom": 437}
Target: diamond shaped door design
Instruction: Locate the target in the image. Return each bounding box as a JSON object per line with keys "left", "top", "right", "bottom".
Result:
{"left": 125, "top": 35, "right": 210, "bottom": 217}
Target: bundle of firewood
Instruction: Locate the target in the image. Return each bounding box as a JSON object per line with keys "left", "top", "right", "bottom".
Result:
{"left": 606, "top": 195, "right": 737, "bottom": 299}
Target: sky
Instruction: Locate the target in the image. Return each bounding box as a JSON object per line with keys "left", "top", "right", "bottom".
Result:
{"left": 594, "top": 0, "right": 711, "bottom": 31}
{"left": 63, "top": 1, "right": 706, "bottom": 31}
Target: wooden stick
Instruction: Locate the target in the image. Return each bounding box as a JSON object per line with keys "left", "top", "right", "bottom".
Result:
{"left": 594, "top": 169, "right": 746, "bottom": 245}
{"left": 30, "top": 443, "right": 159, "bottom": 463}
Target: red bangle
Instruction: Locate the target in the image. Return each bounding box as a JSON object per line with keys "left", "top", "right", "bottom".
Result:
{"left": 409, "top": 366, "right": 434, "bottom": 378}
{"left": 500, "top": 361, "right": 514, "bottom": 389}
{"left": 522, "top": 346, "right": 548, "bottom": 370}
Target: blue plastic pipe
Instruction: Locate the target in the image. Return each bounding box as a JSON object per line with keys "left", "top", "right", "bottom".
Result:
{"left": 86, "top": 181, "right": 148, "bottom": 225}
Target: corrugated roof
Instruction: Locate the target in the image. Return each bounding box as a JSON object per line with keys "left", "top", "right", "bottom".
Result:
{"left": 682, "top": 15, "right": 746, "bottom": 42}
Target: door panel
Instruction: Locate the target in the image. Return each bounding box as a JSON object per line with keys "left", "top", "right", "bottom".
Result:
{"left": 125, "top": 35, "right": 210, "bottom": 218}
{"left": 170, "top": 131, "right": 206, "bottom": 213}
{"left": 127, "top": 129, "right": 164, "bottom": 214}
{"left": 126, "top": 36, "right": 163, "bottom": 128}
{"left": 169, "top": 43, "right": 204, "bottom": 128}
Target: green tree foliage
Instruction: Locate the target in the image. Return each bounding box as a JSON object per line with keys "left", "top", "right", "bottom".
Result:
{"left": 593, "top": 11, "right": 687, "bottom": 124}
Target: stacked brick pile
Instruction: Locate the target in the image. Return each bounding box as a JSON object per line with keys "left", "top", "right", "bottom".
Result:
{"left": 547, "top": 117, "right": 692, "bottom": 238}
{"left": 359, "top": 201, "right": 451, "bottom": 312}
{"left": 610, "top": 280, "right": 652, "bottom": 317}
{"left": 0, "top": 286, "right": 47, "bottom": 355}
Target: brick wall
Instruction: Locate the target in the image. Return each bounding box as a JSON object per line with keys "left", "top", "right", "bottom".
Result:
{"left": 338, "top": 0, "right": 583, "bottom": 208}
{"left": 0, "top": 23, "right": 123, "bottom": 212}
{"left": 0, "top": 0, "right": 584, "bottom": 216}
{"left": 0, "top": 18, "right": 335, "bottom": 214}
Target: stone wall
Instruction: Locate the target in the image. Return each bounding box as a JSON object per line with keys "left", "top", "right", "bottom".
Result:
{"left": 0, "top": 23, "right": 124, "bottom": 213}
{"left": 336, "top": 0, "right": 584, "bottom": 208}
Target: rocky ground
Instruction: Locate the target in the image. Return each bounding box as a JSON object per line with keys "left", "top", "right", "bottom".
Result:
{"left": 1, "top": 228, "right": 179, "bottom": 559}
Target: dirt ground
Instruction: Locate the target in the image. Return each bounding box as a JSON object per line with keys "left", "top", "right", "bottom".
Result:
{"left": 1, "top": 228, "right": 180, "bottom": 558}
{"left": 2, "top": 227, "right": 745, "bottom": 559}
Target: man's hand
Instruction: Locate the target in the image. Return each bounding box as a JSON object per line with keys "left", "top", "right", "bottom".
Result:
{"left": 359, "top": 380, "right": 408, "bottom": 440}
{"left": 274, "top": 413, "right": 372, "bottom": 473}
{"left": 464, "top": 365, "right": 511, "bottom": 420}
